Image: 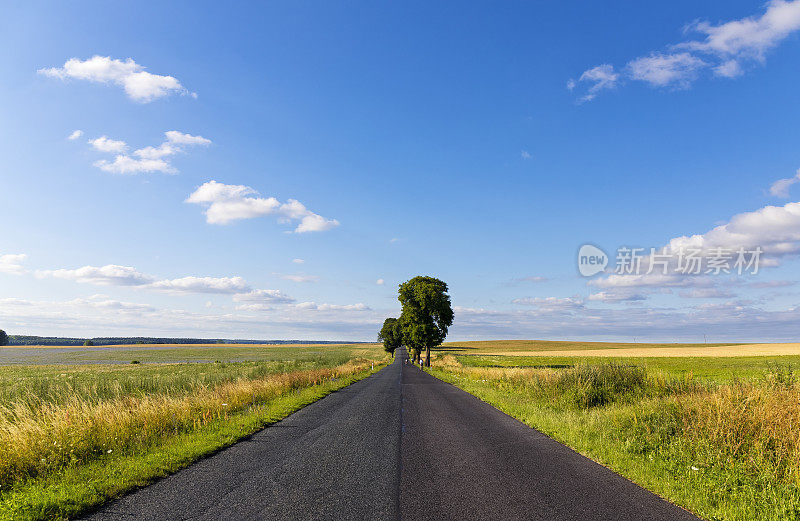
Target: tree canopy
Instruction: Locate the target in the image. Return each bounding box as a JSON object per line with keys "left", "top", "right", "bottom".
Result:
{"left": 398, "top": 276, "right": 454, "bottom": 367}
{"left": 377, "top": 318, "right": 402, "bottom": 357}
{"left": 0, "top": 330, "right": 7, "bottom": 346}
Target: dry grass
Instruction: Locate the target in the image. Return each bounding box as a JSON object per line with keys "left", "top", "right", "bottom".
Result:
{"left": 433, "top": 355, "right": 800, "bottom": 520}
{"left": 0, "top": 342, "right": 367, "bottom": 349}
{"left": 0, "top": 359, "right": 373, "bottom": 492}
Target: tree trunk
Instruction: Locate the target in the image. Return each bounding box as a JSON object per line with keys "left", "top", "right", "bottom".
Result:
{"left": 425, "top": 346, "right": 430, "bottom": 367}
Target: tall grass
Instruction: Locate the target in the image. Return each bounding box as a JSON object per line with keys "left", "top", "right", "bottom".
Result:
{"left": 0, "top": 353, "right": 386, "bottom": 519}
{"left": 432, "top": 355, "right": 800, "bottom": 520}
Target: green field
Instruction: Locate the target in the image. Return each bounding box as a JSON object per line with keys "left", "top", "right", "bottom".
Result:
{"left": 441, "top": 339, "right": 738, "bottom": 352}
{"left": 454, "top": 353, "right": 800, "bottom": 382}
{"left": 0, "top": 344, "right": 388, "bottom": 521}
{"left": 430, "top": 342, "right": 800, "bottom": 521}
{"left": 0, "top": 343, "right": 378, "bottom": 365}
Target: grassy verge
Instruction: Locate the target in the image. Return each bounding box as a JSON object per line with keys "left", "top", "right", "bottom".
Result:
{"left": 430, "top": 354, "right": 800, "bottom": 521}
{"left": 0, "top": 349, "right": 387, "bottom": 520}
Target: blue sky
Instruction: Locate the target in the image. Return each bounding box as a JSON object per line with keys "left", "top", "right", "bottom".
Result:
{"left": 3, "top": 0, "right": 800, "bottom": 341}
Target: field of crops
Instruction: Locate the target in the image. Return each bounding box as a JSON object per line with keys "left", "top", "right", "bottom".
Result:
{"left": 0, "top": 344, "right": 388, "bottom": 520}
{"left": 431, "top": 341, "right": 800, "bottom": 521}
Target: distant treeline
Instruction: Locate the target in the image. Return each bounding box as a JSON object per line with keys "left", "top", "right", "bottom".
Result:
{"left": 7, "top": 336, "right": 364, "bottom": 346}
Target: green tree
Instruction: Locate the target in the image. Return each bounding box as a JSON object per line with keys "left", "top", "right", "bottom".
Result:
{"left": 84, "top": 339, "right": 95, "bottom": 346}
{"left": 398, "top": 276, "right": 454, "bottom": 367}
{"left": 0, "top": 330, "right": 8, "bottom": 346}
{"left": 378, "top": 318, "right": 402, "bottom": 357}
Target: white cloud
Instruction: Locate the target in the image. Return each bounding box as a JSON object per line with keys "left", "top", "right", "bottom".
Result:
{"left": 67, "top": 295, "right": 157, "bottom": 313}
{"left": 89, "top": 136, "right": 128, "bottom": 153}
{"left": 592, "top": 200, "right": 800, "bottom": 289}
{"left": 680, "top": 0, "right": 800, "bottom": 63}
{"left": 626, "top": 53, "right": 706, "bottom": 88}
{"left": 769, "top": 169, "right": 800, "bottom": 197}
{"left": 574, "top": 64, "right": 619, "bottom": 102}
{"left": 38, "top": 56, "right": 193, "bottom": 103}
{"left": 90, "top": 130, "right": 210, "bottom": 175}
{"left": 148, "top": 276, "right": 249, "bottom": 294}
{"left": 277, "top": 273, "right": 320, "bottom": 283}
{"left": 0, "top": 254, "right": 28, "bottom": 275}
{"left": 233, "top": 289, "right": 295, "bottom": 304}
{"left": 89, "top": 130, "right": 211, "bottom": 174}
{"left": 587, "top": 291, "right": 648, "bottom": 303}
{"left": 451, "top": 300, "right": 800, "bottom": 342}
{"left": 67, "top": 130, "right": 83, "bottom": 140}
{"left": 749, "top": 280, "right": 796, "bottom": 288}
{"left": 572, "top": 1, "right": 800, "bottom": 101}
{"left": 235, "top": 303, "right": 274, "bottom": 312}
{"left": 714, "top": 60, "right": 744, "bottom": 78}
{"left": 294, "top": 302, "right": 370, "bottom": 311}
{"left": 36, "top": 263, "right": 251, "bottom": 295}
{"left": 186, "top": 180, "right": 340, "bottom": 233}
{"left": 38, "top": 264, "right": 154, "bottom": 286}
{"left": 521, "top": 150, "right": 532, "bottom": 159}
{"left": 376, "top": 278, "right": 385, "bottom": 285}
{"left": 679, "top": 288, "right": 736, "bottom": 299}
{"left": 163, "top": 131, "right": 211, "bottom": 146}
{"left": 94, "top": 156, "right": 176, "bottom": 175}
{"left": 511, "top": 296, "right": 585, "bottom": 310}
{"left": 292, "top": 258, "right": 305, "bottom": 264}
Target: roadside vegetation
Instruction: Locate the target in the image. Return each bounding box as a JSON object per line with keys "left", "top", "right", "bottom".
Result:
{"left": 430, "top": 352, "right": 800, "bottom": 521}
{"left": 0, "top": 345, "right": 388, "bottom": 520}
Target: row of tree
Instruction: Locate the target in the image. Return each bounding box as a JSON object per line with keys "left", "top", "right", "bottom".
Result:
{"left": 378, "top": 276, "right": 454, "bottom": 367}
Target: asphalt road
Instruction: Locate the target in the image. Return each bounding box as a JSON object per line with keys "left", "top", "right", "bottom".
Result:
{"left": 83, "top": 348, "right": 699, "bottom": 520}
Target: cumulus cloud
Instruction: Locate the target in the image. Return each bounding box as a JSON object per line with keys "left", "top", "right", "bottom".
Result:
{"left": 451, "top": 299, "right": 800, "bottom": 342}
{"left": 67, "top": 130, "right": 83, "bottom": 140}
{"left": 91, "top": 130, "right": 210, "bottom": 175}
{"left": 292, "top": 258, "right": 305, "bottom": 264}
{"left": 233, "top": 289, "right": 295, "bottom": 304}
{"left": 591, "top": 200, "right": 800, "bottom": 289}
{"left": 521, "top": 150, "right": 532, "bottom": 159}
{"left": 148, "top": 276, "right": 249, "bottom": 294}
{"left": 94, "top": 156, "right": 176, "bottom": 175}
{"left": 571, "top": 1, "right": 800, "bottom": 101}
{"left": 89, "top": 136, "right": 128, "bottom": 153}
{"left": 0, "top": 254, "right": 28, "bottom": 275}
{"left": 38, "top": 264, "right": 154, "bottom": 286}
{"left": 36, "top": 263, "right": 251, "bottom": 294}
{"left": 679, "top": 1, "right": 800, "bottom": 63}
{"left": 38, "top": 56, "right": 193, "bottom": 103}
{"left": 186, "top": 180, "right": 340, "bottom": 232}
{"left": 376, "top": 278, "right": 385, "bottom": 285}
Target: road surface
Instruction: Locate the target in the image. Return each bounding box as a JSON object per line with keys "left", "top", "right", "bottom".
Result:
{"left": 84, "top": 348, "right": 698, "bottom": 520}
